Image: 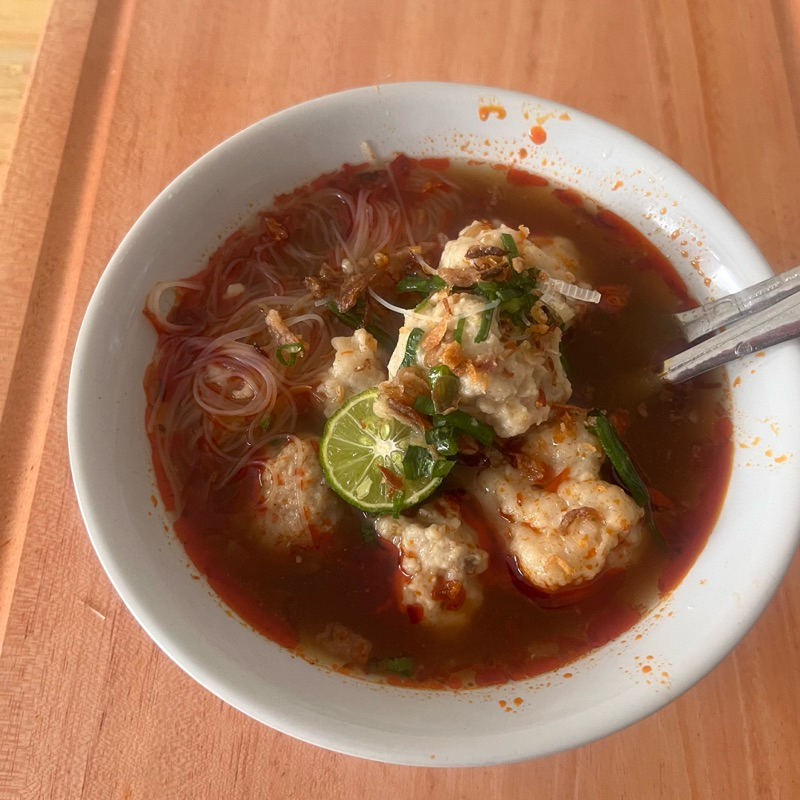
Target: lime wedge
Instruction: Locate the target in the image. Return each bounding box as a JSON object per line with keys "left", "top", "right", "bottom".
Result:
{"left": 319, "top": 388, "right": 444, "bottom": 514}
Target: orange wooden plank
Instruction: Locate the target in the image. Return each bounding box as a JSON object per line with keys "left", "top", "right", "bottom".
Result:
{"left": 1, "top": 0, "right": 798, "bottom": 797}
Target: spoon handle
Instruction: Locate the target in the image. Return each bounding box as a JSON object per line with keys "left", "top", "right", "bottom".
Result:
{"left": 674, "top": 265, "right": 800, "bottom": 342}
{"left": 661, "top": 289, "right": 800, "bottom": 383}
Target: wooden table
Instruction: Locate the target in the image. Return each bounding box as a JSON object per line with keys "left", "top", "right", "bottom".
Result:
{"left": 0, "top": 0, "right": 48, "bottom": 186}
{"left": 1, "top": 1, "right": 799, "bottom": 797}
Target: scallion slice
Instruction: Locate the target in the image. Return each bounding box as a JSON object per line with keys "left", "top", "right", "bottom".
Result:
{"left": 425, "top": 423, "right": 459, "bottom": 456}
{"left": 428, "top": 364, "right": 459, "bottom": 414}
{"left": 413, "top": 394, "right": 435, "bottom": 415}
{"left": 444, "top": 409, "right": 494, "bottom": 446}
{"left": 276, "top": 342, "right": 304, "bottom": 367}
{"left": 402, "top": 444, "right": 454, "bottom": 480}
{"left": 586, "top": 410, "right": 663, "bottom": 543}
{"left": 397, "top": 275, "right": 446, "bottom": 295}
{"left": 500, "top": 232, "right": 518, "bottom": 268}
{"left": 474, "top": 308, "right": 493, "bottom": 343}
{"left": 402, "top": 446, "right": 427, "bottom": 479}
{"left": 413, "top": 395, "right": 495, "bottom": 447}
{"left": 401, "top": 328, "right": 425, "bottom": 367}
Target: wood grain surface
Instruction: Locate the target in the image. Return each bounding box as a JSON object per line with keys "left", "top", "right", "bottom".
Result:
{"left": 0, "top": 0, "right": 50, "bottom": 187}
{"left": 1, "top": 0, "right": 799, "bottom": 797}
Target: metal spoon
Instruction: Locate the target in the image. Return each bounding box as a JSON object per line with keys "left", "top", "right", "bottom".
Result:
{"left": 661, "top": 267, "right": 800, "bottom": 383}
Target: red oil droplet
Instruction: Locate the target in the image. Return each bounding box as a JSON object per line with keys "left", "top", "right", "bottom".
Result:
{"left": 529, "top": 125, "right": 547, "bottom": 144}
{"left": 479, "top": 104, "right": 507, "bottom": 121}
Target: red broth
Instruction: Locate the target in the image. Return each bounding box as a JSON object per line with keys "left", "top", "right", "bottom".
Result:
{"left": 145, "top": 157, "right": 733, "bottom": 688}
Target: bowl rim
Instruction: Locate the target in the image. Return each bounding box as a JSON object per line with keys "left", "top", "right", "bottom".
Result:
{"left": 67, "top": 81, "right": 800, "bottom": 766}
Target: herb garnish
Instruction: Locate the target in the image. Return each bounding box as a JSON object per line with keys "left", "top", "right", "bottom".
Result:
{"left": 454, "top": 317, "right": 466, "bottom": 344}
{"left": 474, "top": 307, "right": 494, "bottom": 343}
{"left": 500, "top": 232, "right": 518, "bottom": 268}
{"left": 428, "top": 364, "right": 460, "bottom": 413}
{"left": 586, "top": 410, "right": 663, "bottom": 544}
{"left": 402, "top": 445, "right": 455, "bottom": 480}
{"left": 397, "top": 275, "right": 446, "bottom": 296}
{"left": 425, "top": 423, "right": 459, "bottom": 456}
{"left": 276, "top": 342, "right": 304, "bottom": 367}
{"left": 413, "top": 395, "right": 495, "bottom": 447}
{"left": 401, "top": 327, "right": 425, "bottom": 367}
{"left": 461, "top": 265, "right": 539, "bottom": 331}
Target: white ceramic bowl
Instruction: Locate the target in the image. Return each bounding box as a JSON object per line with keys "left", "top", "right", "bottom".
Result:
{"left": 67, "top": 83, "right": 800, "bottom": 766}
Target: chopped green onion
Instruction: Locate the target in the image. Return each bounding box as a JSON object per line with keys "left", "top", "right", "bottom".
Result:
{"left": 454, "top": 265, "right": 540, "bottom": 332}
{"left": 276, "top": 341, "right": 304, "bottom": 367}
{"left": 258, "top": 414, "right": 273, "bottom": 432}
{"left": 413, "top": 395, "right": 495, "bottom": 447}
{"left": 425, "top": 423, "right": 459, "bottom": 456}
{"left": 465, "top": 268, "right": 537, "bottom": 298}
{"left": 586, "top": 412, "right": 647, "bottom": 506}
{"left": 499, "top": 296, "right": 527, "bottom": 315}
{"left": 428, "top": 364, "right": 460, "bottom": 413}
{"left": 444, "top": 409, "right": 495, "bottom": 446}
{"left": 454, "top": 317, "right": 466, "bottom": 344}
{"left": 472, "top": 280, "right": 503, "bottom": 300}
{"left": 474, "top": 280, "right": 529, "bottom": 303}
{"left": 401, "top": 328, "right": 425, "bottom": 367}
{"left": 413, "top": 394, "right": 435, "bottom": 415}
{"left": 397, "top": 275, "right": 446, "bottom": 295}
{"left": 399, "top": 275, "right": 446, "bottom": 313}
{"left": 559, "top": 350, "right": 570, "bottom": 378}
{"left": 380, "top": 656, "right": 414, "bottom": 677}
{"left": 500, "top": 232, "right": 518, "bottom": 264}
{"left": 474, "top": 308, "right": 493, "bottom": 343}
{"left": 402, "top": 444, "right": 454, "bottom": 480}
{"left": 402, "top": 445, "right": 431, "bottom": 480}
{"left": 586, "top": 410, "right": 663, "bottom": 543}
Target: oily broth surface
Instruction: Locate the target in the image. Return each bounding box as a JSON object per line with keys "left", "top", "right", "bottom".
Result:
{"left": 162, "top": 159, "right": 733, "bottom": 689}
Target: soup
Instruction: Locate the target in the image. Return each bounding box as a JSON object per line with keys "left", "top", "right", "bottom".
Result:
{"left": 144, "top": 156, "right": 732, "bottom": 689}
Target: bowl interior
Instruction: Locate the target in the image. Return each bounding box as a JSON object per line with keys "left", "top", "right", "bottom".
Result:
{"left": 68, "top": 83, "right": 800, "bottom": 766}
